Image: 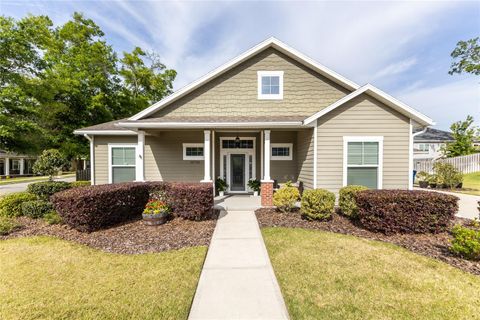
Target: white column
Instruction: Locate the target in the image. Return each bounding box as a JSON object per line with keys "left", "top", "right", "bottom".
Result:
{"left": 262, "top": 130, "right": 272, "bottom": 181}
{"left": 19, "top": 158, "right": 25, "bottom": 175}
{"left": 5, "top": 157, "right": 9, "bottom": 176}
{"left": 313, "top": 120, "right": 318, "bottom": 189}
{"left": 202, "top": 130, "right": 212, "bottom": 182}
{"left": 136, "top": 131, "right": 145, "bottom": 182}
{"left": 408, "top": 120, "right": 413, "bottom": 190}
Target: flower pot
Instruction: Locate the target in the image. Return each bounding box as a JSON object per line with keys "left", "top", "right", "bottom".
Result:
{"left": 429, "top": 183, "right": 437, "bottom": 189}
{"left": 219, "top": 191, "right": 225, "bottom": 197}
{"left": 142, "top": 211, "right": 169, "bottom": 226}
{"left": 456, "top": 182, "right": 463, "bottom": 189}
{"left": 419, "top": 181, "right": 428, "bottom": 188}
{"left": 253, "top": 191, "right": 259, "bottom": 196}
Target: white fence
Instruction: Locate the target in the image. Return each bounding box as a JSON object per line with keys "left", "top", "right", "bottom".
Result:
{"left": 414, "top": 153, "right": 480, "bottom": 174}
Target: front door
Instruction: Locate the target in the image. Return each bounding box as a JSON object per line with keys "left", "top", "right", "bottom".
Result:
{"left": 230, "top": 154, "right": 245, "bottom": 191}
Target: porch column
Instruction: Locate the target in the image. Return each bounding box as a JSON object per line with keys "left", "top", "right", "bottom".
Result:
{"left": 19, "top": 158, "right": 25, "bottom": 175}
{"left": 5, "top": 157, "right": 9, "bottom": 176}
{"left": 136, "top": 131, "right": 145, "bottom": 182}
{"left": 201, "top": 130, "right": 212, "bottom": 182}
{"left": 261, "top": 130, "right": 274, "bottom": 206}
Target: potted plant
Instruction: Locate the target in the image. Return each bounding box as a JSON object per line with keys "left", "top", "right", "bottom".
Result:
{"left": 248, "top": 179, "right": 261, "bottom": 196}
{"left": 215, "top": 177, "right": 228, "bottom": 196}
{"left": 142, "top": 199, "right": 170, "bottom": 226}
{"left": 416, "top": 171, "right": 430, "bottom": 188}
{"left": 428, "top": 174, "right": 438, "bottom": 189}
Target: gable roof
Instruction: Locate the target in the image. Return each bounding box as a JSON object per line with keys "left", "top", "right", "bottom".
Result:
{"left": 303, "top": 84, "right": 434, "bottom": 127}
{"left": 414, "top": 127, "right": 453, "bottom": 142}
{"left": 129, "top": 37, "right": 360, "bottom": 121}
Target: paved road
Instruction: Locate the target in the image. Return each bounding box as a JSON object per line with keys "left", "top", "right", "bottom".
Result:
{"left": 0, "top": 176, "right": 76, "bottom": 196}
{"left": 415, "top": 188, "right": 479, "bottom": 220}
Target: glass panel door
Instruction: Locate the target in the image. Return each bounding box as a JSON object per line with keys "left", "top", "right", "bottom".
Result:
{"left": 230, "top": 154, "right": 245, "bottom": 191}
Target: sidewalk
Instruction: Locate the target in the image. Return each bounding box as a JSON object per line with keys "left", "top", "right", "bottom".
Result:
{"left": 189, "top": 209, "right": 289, "bottom": 320}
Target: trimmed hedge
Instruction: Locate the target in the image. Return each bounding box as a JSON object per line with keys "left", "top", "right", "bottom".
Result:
{"left": 70, "top": 181, "right": 91, "bottom": 188}
{"left": 355, "top": 190, "right": 458, "bottom": 234}
{"left": 51, "top": 182, "right": 214, "bottom": 232}
{"left": 301, "top": 189, "right": 335, "bottom": 221}
{"left": 27, "top": 181, "right": 72, "bottom": 200}
{"left": 21, "top": 200, "right": 53, "bottom": 219}
{"left": 273, "top": 186, "right": 300, "bottom": 213}
{"left": 339, "top": 185, "right": 368, "bottom": 219}
{"left": 0, "top": 192, "right": 37, "bottom": 217}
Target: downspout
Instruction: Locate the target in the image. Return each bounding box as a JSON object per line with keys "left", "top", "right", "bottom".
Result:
{"left": 84, "top": 134, "right": 95, "bottom": 185}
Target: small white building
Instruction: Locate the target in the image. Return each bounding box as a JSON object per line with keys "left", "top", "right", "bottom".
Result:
{"left": 413, "top": 128, "right": 453, "bottom": 160}
{"left": 0, "top": 150, "right": 37, "bottom": 177}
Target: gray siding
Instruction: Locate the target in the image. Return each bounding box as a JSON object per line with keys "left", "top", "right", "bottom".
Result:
{"left": 296, "top": 129, "right": 314, "bottom": 190}
{"left": 94, "top": 136, "right": 137, "bottom": 185}
{"left": 151, "top": 48, "right": 349, "bottom": 118}
{"left": 316, "top": 94, "right": 410, "bottom": 193}
{"left": 271, "top": 131, "right": 297, "bottom": 183}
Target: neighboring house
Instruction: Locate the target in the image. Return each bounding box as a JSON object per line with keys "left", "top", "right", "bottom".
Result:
{"left": 413, "top": 128, "right": 453, "bottom": 160}
{"left": 0, "top": 150, "right": 37, "bottom": 178}
{"left": 74, "top": 37, "right": 434, "bottom": 206}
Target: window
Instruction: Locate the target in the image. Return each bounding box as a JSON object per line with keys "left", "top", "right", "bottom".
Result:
{"left": 257, "top": 71, "right": 283, "bottom": 100}
{"left": 414, "top": 143, "right": 429, "bottom": 153}
{"left": 343, "top": 137, "right": 383, "bottom": 189}
{"left": 9, "top": 159, "right": 20, "bottom": 175}
{"left": 222, "top": 139, "right": 254, "bottom": 149}
{"left": 271, "top": 143, "right": 293, "bottom": 160}
{"left": 183, "top": 143, "right": 204, "bottom": 160}
{"left": 109, "top": 145, "right": 136, "bottom": 183}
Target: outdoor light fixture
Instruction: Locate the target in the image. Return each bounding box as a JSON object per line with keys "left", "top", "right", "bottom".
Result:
{"left": 235, "top": 135, "right": 240, "bottom": 148}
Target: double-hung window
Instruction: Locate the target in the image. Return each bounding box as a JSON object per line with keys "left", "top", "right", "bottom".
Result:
{"left": 257, "top": 71, "right": 283, "bottom": 100}
{"left": 343, "top": 137, "right": 383, "bottom": 189}
{"left": 109, "top": 145, "right": 136, "bottom": 183}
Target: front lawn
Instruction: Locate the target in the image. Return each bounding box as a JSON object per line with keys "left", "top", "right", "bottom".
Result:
{"left": 0, "top": 236, "right": 206, "bottom": 319}
{"left": 458, "top": 171, "right": 480, "bottom": 195}
{"left": 263, "top": 227, "right": 480, "bottom": 320}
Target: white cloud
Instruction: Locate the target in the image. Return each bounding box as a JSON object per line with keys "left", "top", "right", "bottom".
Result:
{"left": 372, "top": 57, "right": 417, "bottom": 81}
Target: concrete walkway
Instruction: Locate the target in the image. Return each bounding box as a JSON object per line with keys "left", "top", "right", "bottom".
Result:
{"left": 189, "top": 208, "right": 289, "bottom": 320}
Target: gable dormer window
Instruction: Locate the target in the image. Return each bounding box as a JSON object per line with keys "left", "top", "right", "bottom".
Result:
{"left": 257, "top": 71, "right": 283, "bottom": 100}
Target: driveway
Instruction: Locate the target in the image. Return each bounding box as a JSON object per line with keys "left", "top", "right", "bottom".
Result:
{"left": 415, "top": 188, "right": 479, "bottom": 220}
{"left": 0, "top": 176, "right": 76, "bottom": 196}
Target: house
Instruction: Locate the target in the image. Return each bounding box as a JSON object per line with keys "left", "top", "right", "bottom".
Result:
{"left": 0, "top": 150, "right": 37, "bottom": 178}
{"left": 74, "top": 37, "right": 434, "bottom": 206}
{"left": 413, "top": 128, "right": 453, "bottom": 160}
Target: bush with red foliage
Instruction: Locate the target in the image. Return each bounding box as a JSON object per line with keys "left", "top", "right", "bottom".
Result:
{"left": 355, "top": 190, "right": 458, "bottom": 234}
{"left": 51, "top": 182, "right": 214, "bottom": 232}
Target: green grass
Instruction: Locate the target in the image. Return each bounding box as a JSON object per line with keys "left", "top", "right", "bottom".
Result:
{"left": 263, "top": 227, "right": 480, "bottom": 320}
{"left": 460, "top": 171, "right": 480, "bottom": 195}
{"left": 0, "top": 236, "right": 206, "bottom": 320}
{"left": 0, "top": 173, "right": 75, "bottom": 186}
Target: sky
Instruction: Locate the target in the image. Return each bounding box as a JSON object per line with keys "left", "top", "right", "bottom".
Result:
{"left": 2, "top": 0, "right": 479, "bottom": 130}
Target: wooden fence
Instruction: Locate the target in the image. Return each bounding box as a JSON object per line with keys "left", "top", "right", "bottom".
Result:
{"left": 76, "top": 169, "right": 91, "bottom": 181}
{"left": 414, "top": 153, "right": 480, "bottom": 174}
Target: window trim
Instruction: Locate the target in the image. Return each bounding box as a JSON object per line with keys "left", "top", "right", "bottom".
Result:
{"left": 414, "top": 143, "right": 429, "bottom": 153}
{"left": 183, "top": 143, "right": 204, "bottom": 160}
{"left": 108, "top": 144, "right": 137, "bottom": 184}
{"left": 271, "top": 143, "right": 293, "bottom": 160}
{"left": 342, "top": 136, "right": 383, "bottom": 189}
{"left": 257, "top": 71, "right": 284, "bottom": 100}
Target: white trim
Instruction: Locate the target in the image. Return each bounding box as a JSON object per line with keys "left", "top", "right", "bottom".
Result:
{"left": 117, "top": 121, "right": 303, "bottom": 129}
{"left": 84, "top": 134, "right": 95, "bottom": 185}
{"left": 408, "top": 120, "right": 414, "bottom": 190}
{"left": 271, "top": 143, "right": 293, "bottom": 160}
{"left": 263, "top": 130, "right": 271, "bottom": 181}
{"left": 129, "top": 37, "right": 358, "bottom": 121}
{"left": 4, "top": 157, "right": 9, "bottom": 176}
{"left": 74, "top": 130, "right": 137, "bottom": 135}
{"left": 342, "top": 136, "right": 383, "bottom": 189}
{"left": 19, "top": 158, "right": 24, "bottom": 175}
{"left": 136, "top": 131, "right": 145, "bottom": 182}
{"left": 260, "top": 130, "right": 264, "bottom": 180}
{"left": 108, "top": 144, "right": 137, "bottom": 184}
{"left": 183, "top": 143, "right": 205, "bottom": 161}
{"left": 257, "top": 71, "right": 284, "bottom": 100}
{"left": 219, "top": 137, "right": 256, "bottom": 193}
{"left": 313, "top": 120, "right": 318, "bottom": 189}
{"left": 202, "top": 130, "right": 212, "bottom": 182}
{"left": 304, "top": 84, "right": 434, "bottom": 127}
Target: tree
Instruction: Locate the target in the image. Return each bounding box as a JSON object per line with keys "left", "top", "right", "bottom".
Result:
{"left": 442, "top": 115, "right": 479, "bottom": 157}
{"left": 32, "top": 149, "right": 68, "bottom": 180}
{"left": 449, "top": 37, "right": 480, "bottom": 75}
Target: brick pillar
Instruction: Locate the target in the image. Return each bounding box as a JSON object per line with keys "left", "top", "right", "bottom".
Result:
{"left": 261, "top": 181, "right": 274, "bottom": 207}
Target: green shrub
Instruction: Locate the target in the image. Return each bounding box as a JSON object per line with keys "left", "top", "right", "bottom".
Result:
{"left": 301, "top": 189, "right": 335, "bottom": 220}
{"left": 0, "top": 192, "right": 37, "bottom": 217}
{"left": 0, "top": 216, "right": 20, "bottom": 235}
{"left": 27, "top": 181, "right": 72, "bottom": 200}
{"left": 70, "top": 181, "right": 91, "bottom": 188}
{"left": 415, "top": 171, "right": 430, "bottom": 182}
{"left": 450, "top": 225, "right": 480, "bottom": 260}
{"left": 21, "top": 200, "right": 53, "bottom": 219}
{"left": 339, "top": 185, "right": 368, "bottom": 219}
{"left": 43, "top": 211, "right": 62, "bottom": 225}
{"left": 433, "top": 162, "right": 463, "bottom": 188}
{"left": 273, "top": 186, "right": 300, "bottom": 213}
{"left": 32, "top": 149, "right": 68, "bottom": 180}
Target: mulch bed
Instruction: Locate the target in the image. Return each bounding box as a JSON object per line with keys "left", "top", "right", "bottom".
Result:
{"left": 1, "top": 215, "right": 218, "bottom": 254}
{"left": 256, "top": 208, "right": 480, "bottom": 276}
